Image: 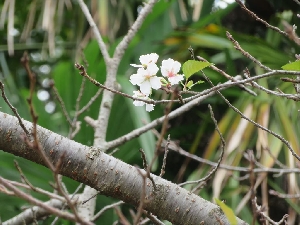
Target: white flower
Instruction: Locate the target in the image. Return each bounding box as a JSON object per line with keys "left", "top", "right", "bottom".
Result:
{"left": 161, "top": 58, "right": 184, "bottom": 85}
{"left": 130, "top": 53, "right": 159, "bottom": 68}
{"left": 129, "top": 63, "right": 161, "bottom": 95}
{"left": 132, "top": 91, "right": 154, "bottom": 112}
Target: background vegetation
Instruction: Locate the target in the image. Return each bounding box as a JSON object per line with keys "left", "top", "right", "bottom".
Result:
{"left": 0, "top": 0, "right": 300, "bottom": 224}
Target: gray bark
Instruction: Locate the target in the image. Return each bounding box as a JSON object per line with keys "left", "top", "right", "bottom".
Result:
{"left": 0, "top": 112, "right": 248, "bottom": 225}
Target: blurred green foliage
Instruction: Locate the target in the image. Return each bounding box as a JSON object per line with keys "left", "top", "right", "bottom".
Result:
{"left": 0, "top": 0, "right": 300, "bottom": 224}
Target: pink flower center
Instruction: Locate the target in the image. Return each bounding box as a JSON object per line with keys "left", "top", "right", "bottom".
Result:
{"left": 168, "top": 70, "right": 175, "bottom": 77}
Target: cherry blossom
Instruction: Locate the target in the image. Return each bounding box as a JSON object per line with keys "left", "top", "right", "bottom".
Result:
{"left": 129, "top": 63, "right": 161, "bottom": 95}
{"left": 130, "top": 53, "right": 159, "bottom": 68}
{"left": 132, "top": 91, "right": 154, "bottom": 112}
{"left": 161, "top": 58, "right": 184, "bottom": 85}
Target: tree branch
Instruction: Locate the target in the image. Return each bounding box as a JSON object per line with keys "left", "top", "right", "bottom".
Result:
{"left": 2, "top": 196, "right": 79, "bottom": 225}
{"left": 0, "top": 112, "right": 247, "bottom": 225}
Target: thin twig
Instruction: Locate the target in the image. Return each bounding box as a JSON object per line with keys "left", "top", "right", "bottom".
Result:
{"left": 179, "top": 104, "right": 225, "bottom": 187}
{"left": 74, "top": 63, "right": 157, "bottom": 104}
{"left": 7, "top": 180, "right": 65, "bottom": 202}
{"left": 91, "top": 201, "right": 124, "bottom": 222}
{"left": 142, "top": 210, "right": 165, "bottom": 225}
{"left": 139, "top": 148, "right": 149, "bottom": 170}
{"left": 154, "top": 89, "right": 175, "bottom": 153}
{"left": 195, "top": 55, "right": 257, "bottom": 96}
{"left": 21, "top": 53, "right": 90, "bottom": 225}
{"left": 282, "top": 20, "right": 300, "bottom": 46}
{"left": 235, "top": 0, "right": 288, "bottom": 37}
{"left": 269, "top": 190, "right": 300, "bottom": 199}
{"left": 76, "top": 61, "right": 300, "bottom": 105}
{"left": 104, "top": 73, "right": 300, "bottom": 150}
{"left": 183, "top": 70, "right": 300, "bottom": 103}
{"left": 134, "top": 169, "right": 148, "bottom": 225}
{"left": 139, "top": 148, "right": 156, "bottom": 190}
{"left": 226, "top": 31, "right": 272, "bottom": 71}
{"left": 115, "top": 206, "right": 131, "bottom": 225}
{"left": 77, "top": 88, "right": 103, "bottom": 116}
{"left": 293, "top": 0, "right": 300, "bottom": 5}
{"left": 52, "top": 154, "right": 87, "bottom": 225}
{"left": 0, "top": 176, "right": 83, "bottom": 223}
{"left": 0, "top": 81, "right": 30, "bottom": 136}
{"left": 252, "top": 197, "right": 288, "bottom": 225}
{"left": 153, "top": 125, "right": 300, "bottom": 174}
{"left": 113, "top": 0, "right": 159, "bottom": 61}
{"left": 81, "top": 192, "right": 99, "bottom": 205}
{"left": 75, "top": 77, "right": 86, "bottom": 113}
{"left": 159, "top": 135, "right": 170, "bottom": 177}
{"left": 51, "top": 83, "right": 73, "bottom": 126}
{"left": 204, "top": 72, "right": 300, "bottom": 162}
{"left": 76, "top": 0, "right": 110, "bottom": 63}
{"left": 14, "top": 160, "right": 39, "bottom": 192}
{"left": 247, "top": 151, "right": 257, "bottom": 225}
{"left": 21, "top": 52, "right": 56, "bottom": 171}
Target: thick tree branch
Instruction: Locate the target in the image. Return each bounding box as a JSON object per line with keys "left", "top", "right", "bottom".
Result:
{"left": 0, "top": 112, "right": 247, "bottom": 225}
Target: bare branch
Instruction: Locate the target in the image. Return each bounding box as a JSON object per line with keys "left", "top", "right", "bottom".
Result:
{"left": 235, "top": 0, "right": 288, "bottom": 37}
{"left": 179, "top": 105, "right": 225, "bottom": 187}
{"left": 51, "top": 82, "right": 73, "bottom": 126}
{"left": 293, "top": 0, "right": 300, "bottom": 5}
{"left": 252, "top": 197, "right": 288, "bottom": 225}
{"left": 159, "top": 135, "right": 170, "bottom": 177}
{"left": 226, "top": 31, "right": 272, "bottom": 71}
{"left": 77, "top": 0, "right": 110, "bottom": 63}
{"left": 2, "top": 198, "right": 77, "bottom": 225}
{"left": 0, "top": 81, "right": 30, "bottom": 136}
{"left": 165, "top": 137, "right": 300, "bottom": 174}
{"left": 198, "top": 56, "right": 257, "bottom": 96}
{"left": 204, "top": 73, "right": 300, "bottom": 162}
{"left": 0, "top": 176, "right": 89, "bottom": 224}
{"left": 269, "top": 190, "right": 300, "bottom": 199}
{"left": 104, "top": 76, "right": 242, "bottom": 149}
{"left": 113, "top": 0, "right": 159, "bottom": 62}
{"left": 91, "top": 201, "right": 124, "bottom": 222}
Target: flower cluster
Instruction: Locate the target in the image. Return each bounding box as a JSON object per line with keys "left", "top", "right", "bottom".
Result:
{"left": 130, "top": 53, "right": 184, "bottom": 111}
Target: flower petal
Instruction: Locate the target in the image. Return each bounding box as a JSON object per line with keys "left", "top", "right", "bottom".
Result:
{"left": 168, "top": 74, "right": 184, "bottom": 85}
{"left": 149, "top": 76, "right": 162, "bottom": 90}
{"left": 130, "top": 64, "right": 143, "bottom": 68}
{"left": 140, "top": 53, "right": 159, "bottom": 65}
{"left": 130, "top": 73, "right": 144, "bottom": 85}
{"left": 145, "top": 104, "right": 154, "bottom": 112}
{"left": 161, "top": 58, "right": 181, "bottom": 78}
{"left": 147, "top": 63, "right": 159, "bottom": 75}
{"left": 133, "top": 100, "right": 145, "bottom": 106}
{"left": 140, "top": 81, "right": 152, "bottom": 95}
{"left": 172, "top": 61, "right": 181, "bottom": 73}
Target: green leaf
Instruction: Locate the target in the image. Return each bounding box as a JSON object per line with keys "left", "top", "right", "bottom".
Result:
{"left": 185, "top": 80, "right": 204, "bottom": 90}
{"left": 186, "top": 80, "right": 194, "bottom": 89}
{"left": 182, "top": 60, "right": 212, "bottom": 79}
{"left": 281, "top": 60, "right": 300, "bottom": 71}
{"left": 215, "top": 198, "right": 237, "bottom": 225}
{"left": 196, "top": 80, "right": 204, "bottom": 84}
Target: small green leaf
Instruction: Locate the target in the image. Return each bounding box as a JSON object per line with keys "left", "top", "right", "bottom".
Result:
{"left": 196, "top": 80, "right": 204, "bottom": 84}
{"left": 282, "top": 61, "right": 300, "bottom": 71}
{"left": 215, "top": 198, "right": 237, "bottom": 225}
{"left": 182, "top": 60, "right": 212, "bottom": 79}
{"left": 186, "top": 80, "right": 194, "bottom": 89}
{"left": 185, "top": 80, "right": 204, "bottom": 90}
